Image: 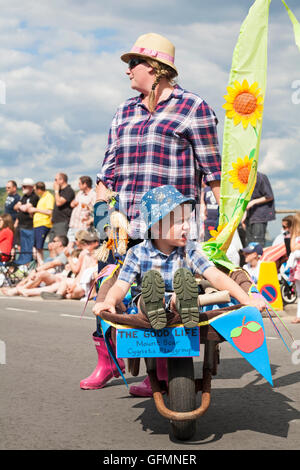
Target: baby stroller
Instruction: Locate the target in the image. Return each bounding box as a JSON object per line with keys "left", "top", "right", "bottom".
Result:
{"left": 260, "top": 241, "right": 297, "bottom": 305}
{"left": 278, "top": 262, "right": 297, "bottom": 305}
{"left": 0, "top": 251, "right": 36, "bottom": 288}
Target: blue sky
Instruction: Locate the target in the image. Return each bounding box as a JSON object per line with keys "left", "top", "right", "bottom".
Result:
{"left": 0, "top": 0, "right": 299, "bottom": 239}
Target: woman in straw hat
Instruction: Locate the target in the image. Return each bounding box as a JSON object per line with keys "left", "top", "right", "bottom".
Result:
{"left": 80, "top": 33, "right": 222, "bottom": 395}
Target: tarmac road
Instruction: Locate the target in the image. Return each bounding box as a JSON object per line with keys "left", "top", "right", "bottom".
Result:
{"left": 0, "top": 295, "right": 300, "bottom": 451}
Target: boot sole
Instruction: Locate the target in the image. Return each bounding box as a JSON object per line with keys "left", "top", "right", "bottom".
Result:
{"left": 141, "top": 270, "right": 166, "bottom": 330}
{"left": 173, "top": 268, "right": 199, "bottom": 328}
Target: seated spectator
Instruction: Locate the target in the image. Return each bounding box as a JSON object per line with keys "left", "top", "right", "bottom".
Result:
{"left": 16, "top": 231, "right": 99, "bottom": 300}
{"left": 1, "top": 235, "right": 69, "bottom": 296}
{"left": 242, "top": 242, "right": 263, "bottom": 285}
{"left": 0, "top": 214, "right": 14, "bottom": 262}
{"left": 28, "top": 182, "right": 55, "bottom": 266}
{"left": 36, "top": 234, "right": 69, "bottom": 274}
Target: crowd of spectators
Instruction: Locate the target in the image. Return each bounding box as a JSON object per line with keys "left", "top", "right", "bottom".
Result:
{"left": 0, "top": 170, "right": 296, "bottom": 304}
{"left": 0, "top": 173, "right": 99, "bottom": 301}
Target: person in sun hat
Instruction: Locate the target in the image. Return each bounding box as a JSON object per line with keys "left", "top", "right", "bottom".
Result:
{"left": 94, "top": 185, "right": 265, "bottom": 325}
{"left": 81, "top": 32, "right": 223, "bottom": 394}
{"left": 96, "top": 32, "right": 222, "bottom": 241}
{"left": 93, "top": 186, "right": 266, "bottom": 396}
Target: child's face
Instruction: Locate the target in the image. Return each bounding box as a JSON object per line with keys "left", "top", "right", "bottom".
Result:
{"left": 245, "top": 252, "right": 259, "bottom": 265}
{"left": 151, "top": 203, "right": 192, "bottom": 246}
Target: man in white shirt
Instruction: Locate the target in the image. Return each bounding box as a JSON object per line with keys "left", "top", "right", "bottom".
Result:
{"left": 67, "top": 176, "right": 96, "bottom": 249}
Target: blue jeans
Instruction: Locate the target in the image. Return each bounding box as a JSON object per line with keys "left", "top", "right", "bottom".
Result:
{"left": 16, "top": 228, "right": 34, "bottom": 265}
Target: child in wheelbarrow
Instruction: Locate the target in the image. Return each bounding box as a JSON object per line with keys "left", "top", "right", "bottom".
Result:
{"left": 93, "top": 185, "right": 265, "bottom": 328}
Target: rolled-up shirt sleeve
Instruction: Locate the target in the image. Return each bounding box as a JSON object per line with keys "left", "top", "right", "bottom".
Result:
{"left": 187, "top": 241, "right": 214, "bottom": 275}
{"left": 118, "top": 247, "right": 141, "bottom": 286}
{"left": 188, "top": 100, "right": 222, "bottom": 185}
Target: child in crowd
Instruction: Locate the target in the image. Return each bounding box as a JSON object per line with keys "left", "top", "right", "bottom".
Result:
{"left": 242, "top": 242, "right": 263, "bottom": 285}
{"left": 0, "top": 213, "right": 14, "bottom": 262}
{"left": 93, "top": 185, "right": 265, "bottom": 329}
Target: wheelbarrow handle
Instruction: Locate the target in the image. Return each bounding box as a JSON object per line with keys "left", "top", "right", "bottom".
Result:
{"left": 198, "top": 290, "right": 230, "bottom": 306}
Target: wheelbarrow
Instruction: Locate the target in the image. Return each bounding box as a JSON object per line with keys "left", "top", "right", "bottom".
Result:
{"left": 99, "top": 269, "right": 251, "bottom": 441}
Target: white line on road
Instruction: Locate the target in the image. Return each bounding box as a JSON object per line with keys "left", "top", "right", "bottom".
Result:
{"left": 266, "top": 336, "right": 279, "bottom": 340}
{"left": 5, "top": 307, "right": 38, "bottom": 313}
{"left": 60, "top": 314, "right": 94, "bottom": 320}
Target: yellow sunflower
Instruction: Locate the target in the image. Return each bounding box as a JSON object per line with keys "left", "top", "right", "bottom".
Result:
{"left": 223, "top": 79, "right": 263, "bottom": 129}
{"left": 229, "top": 155, "right": 251, "bottom": 193}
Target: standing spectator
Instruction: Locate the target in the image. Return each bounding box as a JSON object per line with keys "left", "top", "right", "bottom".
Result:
{"left": 28, "top": 182, "right": 55, "bottom": 266}
{"left": 242, "top": 171, "right": 275, "bottom": 247}
{"left": 4, "top": 180, "right": 21, "bottom": 222}
{"left": 81, "top": 33, "right": 222, "bottom": 394}
{"left": 14, "top": 178, "right": 39, "bottom": 265}
{"left": 272, "top": 215, "right": 293, "bottom": 254}
{"left": 202, "top": 184, "right": 219, "bottom": 241}
{"left": 49, "top": 173, "right": 75, "bottom": 241}
{"left": 67, "top": 176, "right": 96, "bottom": 249}
{"left": 0, "top": 214, "right": 14, "bottom": 262}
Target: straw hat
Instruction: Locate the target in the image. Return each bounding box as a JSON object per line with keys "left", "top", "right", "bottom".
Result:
{"left": 121, "top": 33, "right": 177, "bottom": 75}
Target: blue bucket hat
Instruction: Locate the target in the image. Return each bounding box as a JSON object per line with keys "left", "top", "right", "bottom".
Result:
{"left": 141, "top": 185, "right": 196, "bottom": 230}
{"left": 242, "top": 242, "right": 263, "bottom": 256}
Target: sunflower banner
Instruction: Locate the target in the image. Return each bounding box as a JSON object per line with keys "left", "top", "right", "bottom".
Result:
{"left": 282, "top": 0, "right": 300, "bottom": 51}
{"left": 202, "top": 0, "right": 271, "bottom": 270}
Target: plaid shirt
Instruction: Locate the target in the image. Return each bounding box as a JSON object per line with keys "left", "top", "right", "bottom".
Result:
{"left": 118, "top": 239, "right": 213, "bottom": 297}
{"left": 97, "top": 85, "right": 221, "bottom": 239}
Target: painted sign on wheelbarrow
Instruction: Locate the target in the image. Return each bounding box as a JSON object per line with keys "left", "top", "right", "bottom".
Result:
{"left": 116, "top": 326, "right": 200, "bottom": 358}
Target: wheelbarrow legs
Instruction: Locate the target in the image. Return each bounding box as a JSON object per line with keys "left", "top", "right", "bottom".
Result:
{"left": 146, "top": 341, "right": 220, "bottom": 440}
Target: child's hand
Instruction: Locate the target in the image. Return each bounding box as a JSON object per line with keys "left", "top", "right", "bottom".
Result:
{"left": 246, "top": 295, "right": 266, "bottom": 312}
{"left": 93, "top": 301, "right": 116, "bottom": 316}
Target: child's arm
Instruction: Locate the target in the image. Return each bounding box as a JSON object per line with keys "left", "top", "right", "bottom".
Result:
{"left": 93, "top": 279, "right": 131, "bottom": 316}
{"left": 291, "top": 237, "right": 300, "bottom": 252}
{"left": 203, "top": 266, "right": 266, "bottom": 311}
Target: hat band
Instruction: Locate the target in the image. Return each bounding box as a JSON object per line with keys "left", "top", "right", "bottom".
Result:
{"left": 131, "top": 46, "right": 174, "bottom": 64}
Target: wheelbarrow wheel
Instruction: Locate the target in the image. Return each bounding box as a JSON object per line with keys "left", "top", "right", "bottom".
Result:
{"left": 167, "top": 357, "right": 196, "bottom": 441}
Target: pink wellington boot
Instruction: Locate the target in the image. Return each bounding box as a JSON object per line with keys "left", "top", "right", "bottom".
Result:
{"left": 80, "top": 335, "right": 125, "bottom": 390}
{"left": 129, "top": 358, "right": 168, "bottom": 397}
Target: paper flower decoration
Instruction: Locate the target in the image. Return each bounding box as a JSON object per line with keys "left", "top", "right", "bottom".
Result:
{"left": 209, "top": 223, "right": 227, "bottom": 241}
{"left": 223, "top": 79, "right": 264, "bottom": 129}
{"left": 228, "top": 155, "right": 252, "bottom": 193}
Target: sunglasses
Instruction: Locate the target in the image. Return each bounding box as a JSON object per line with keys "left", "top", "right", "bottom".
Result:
{"left": 128, "top": 57, "right": 146, "bottom": 69}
